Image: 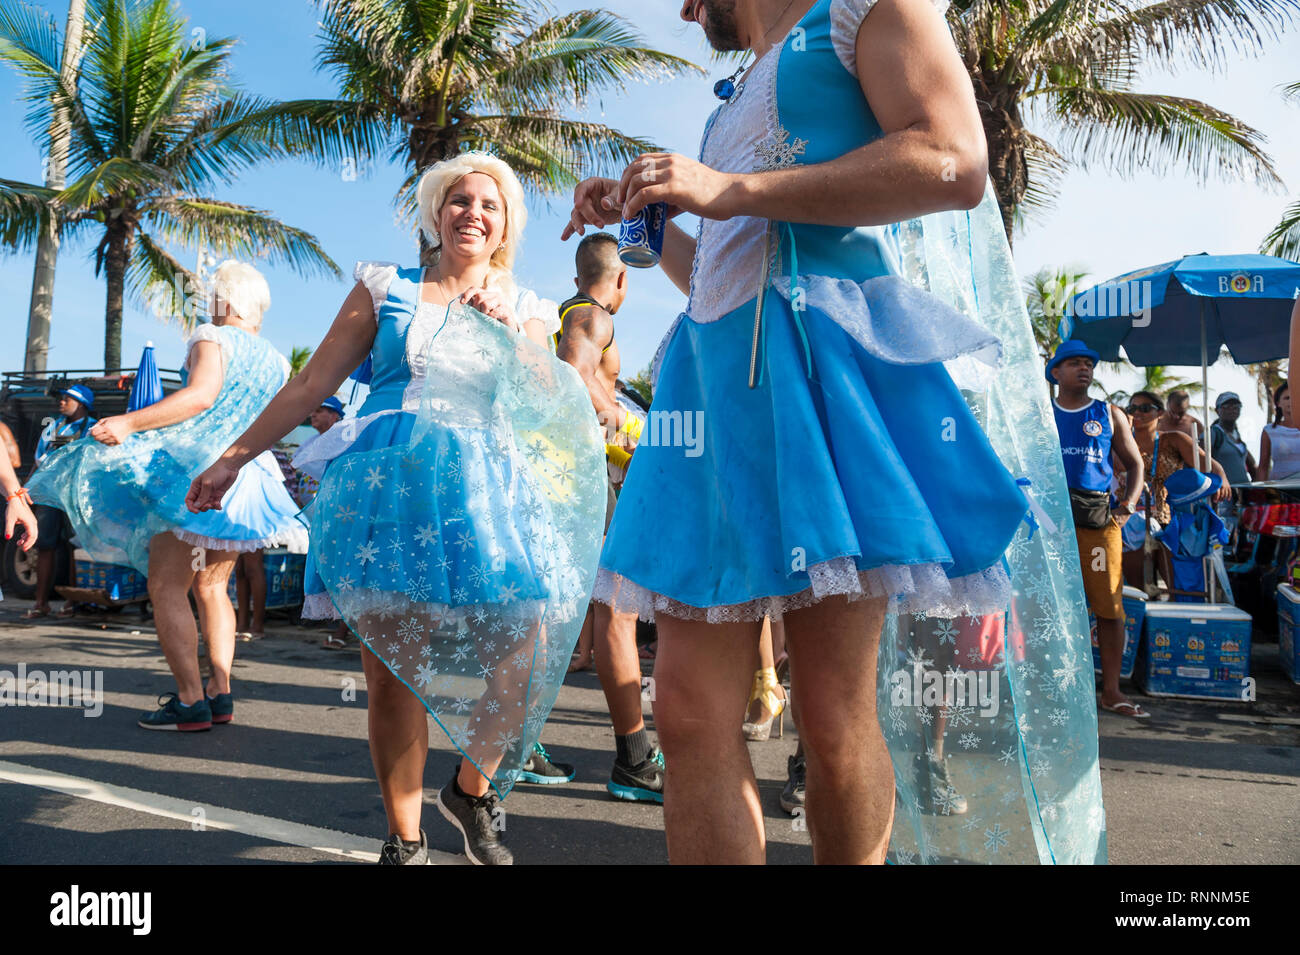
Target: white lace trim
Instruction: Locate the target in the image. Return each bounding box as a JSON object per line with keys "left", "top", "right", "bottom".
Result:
{"left": 171, "top": 523, "right": 309, "bottom": 555}
{"left": 829, "top": 0, "right": 950, "bottom": 76}
{"left": 290, "top": 408, "right": 404, "bottom": 479}
{"left": 687, "top": 45, "right": 781, "bottom": 323}
{"left": 593, "top": 557, "right": 1009, "bottom": 623}
{"left": 302, "top": 591, "right": 339, "bottom": 620}
{"left": 595, "top": 556, "right": 1008, "bottom": 623}
{"left": 354, "top": 260, "right": 400, "bottom": 319}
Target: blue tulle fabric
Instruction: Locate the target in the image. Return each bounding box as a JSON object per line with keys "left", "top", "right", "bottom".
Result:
{"left": 877, "top": 189, "right": 1107, "bottom": 864}
{"left": 28, "top": 326, "right": 300, "bottom": 572}
{"left": 308, "top": 302, "right": 606, "bottom": 796}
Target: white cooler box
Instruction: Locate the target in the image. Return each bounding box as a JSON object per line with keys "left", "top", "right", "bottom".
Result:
{"left": 1137, "top": 603, "right": 1252, "bottom": 701}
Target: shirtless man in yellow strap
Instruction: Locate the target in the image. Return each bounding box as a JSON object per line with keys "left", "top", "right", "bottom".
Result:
{"left": 555, "top": 232, "right": 664, "bottom": 803}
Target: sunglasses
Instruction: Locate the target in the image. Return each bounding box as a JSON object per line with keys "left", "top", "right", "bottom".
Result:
{"left": 1127, "top": 403, "right": 1161, "bottom": 414}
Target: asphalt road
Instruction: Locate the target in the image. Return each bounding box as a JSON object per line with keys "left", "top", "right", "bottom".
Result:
{"left": 0, "top": 598, "right": 1296, "bottom": 865}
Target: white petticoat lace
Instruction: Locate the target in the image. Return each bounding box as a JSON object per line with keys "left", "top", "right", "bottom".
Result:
{"left": 171, "top": 523, "right": 309, "bottom": 555}
{"left": 592, "top": 557, "right": 1010, "bottom": 623}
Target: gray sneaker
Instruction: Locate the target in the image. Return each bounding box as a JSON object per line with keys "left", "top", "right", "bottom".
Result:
{"left": 780, "top": 754, "right": 805, "bottom": 815}
{"left": 437, "top": 774, "right": 514, "bottom": 866}
{"left": 377, "top": 829, "right": 431, "bottom": 865}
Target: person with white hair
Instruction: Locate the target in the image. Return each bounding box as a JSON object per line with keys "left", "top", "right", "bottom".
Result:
{"left": 187, "top": 152, "right": 606, "bottom": 865}
{"left": 29, "top": 260, "right": 306, "bottom": 732}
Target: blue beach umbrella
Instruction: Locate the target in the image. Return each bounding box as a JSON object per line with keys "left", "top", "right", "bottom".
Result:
{"left": 127, "top": 340, "right": 164, "bottom": 411}
{"left": 1062, "top": 253, "right": 1300, "bottom": 368}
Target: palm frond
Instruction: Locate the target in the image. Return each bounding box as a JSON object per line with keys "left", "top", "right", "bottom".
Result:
{"left": 131, "top": 230, "right": 206, "bottom": 330}
{"left": 0, "top": 175, "right": 55, "bottom": 249}
{"left": 1045, "top": 86, "right": 1284, "bottom": 187}
{"left": 55, "top": 156, "right": 176, "bottom": 210}
{"left": 482, "top": 10, "right": 700, "bottom": 115}
{"left": 144, "top": 196, "right": 342, "bottom": 278}
{"left": 1261, "top": 196, "right": 1300, "bottom": 261}
{"left": 1089, "top": 0, "right": 1297, "bottom": 74}
{"left": 461, "top": 113, "right": 658, "bottom": 190}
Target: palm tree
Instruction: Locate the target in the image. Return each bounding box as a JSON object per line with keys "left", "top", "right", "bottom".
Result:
{"left": 625, "top": 366, "right": 653, "bottom": 408}
{"left": 238, "top": 0, "right": 699, "bottom": 256}
{"left": 288, "top": 345, "right": 313, "bottom": 377}
{"left": 1261, "top": 79, "right": 1300, "bottom": 260}
{"left": 946, "top": 0, "right": 1294, "bottom": 244}
{"left": 1138, "top": 365, "right": 1203, "bottom": 399}
{"left": 1024, "top": 264, "right": 1089, "bottom": 363}
{"left": 0, "top": 0, "right": 340, "bottom": 372}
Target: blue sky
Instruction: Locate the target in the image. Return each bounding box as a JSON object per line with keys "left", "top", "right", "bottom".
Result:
{"left": 2, "top": 0, "right": 1298, "bottom": 449}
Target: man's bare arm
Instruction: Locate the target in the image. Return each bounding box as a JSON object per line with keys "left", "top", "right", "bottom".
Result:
{"left": 618, "top": 0, "right": 986, "bottom": 226}
{"left": 555, "top": 307, "right": 625, "bottom": 436}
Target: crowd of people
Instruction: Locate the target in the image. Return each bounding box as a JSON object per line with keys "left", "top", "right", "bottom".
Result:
{"left": 10, "top": 0, "right": 1234, "bottom": 866}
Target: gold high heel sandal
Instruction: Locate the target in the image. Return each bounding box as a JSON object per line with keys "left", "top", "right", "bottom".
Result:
{"left": 743, "top": 667, "right": 788, "bottom": 741}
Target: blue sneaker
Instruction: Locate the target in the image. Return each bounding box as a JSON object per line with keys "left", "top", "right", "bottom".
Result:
{"left": 518, "top": 743, "right": 575, "bottom": 784}
{"left": 606, "top": 747, "right": 664, "bottom": 803}
{"left": 137, "top": 693, "right": 212, "bottom": 732}
{"left": 203, "top": 683, "right": 233, "bottom": 725}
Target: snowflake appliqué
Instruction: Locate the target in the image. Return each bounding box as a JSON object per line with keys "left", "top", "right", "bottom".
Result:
{"left": 754, "top": 125, "right": 807, "bottom": 170}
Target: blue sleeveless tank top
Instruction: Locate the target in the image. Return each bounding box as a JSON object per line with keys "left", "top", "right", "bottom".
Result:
{"left": 1054, "top": 398, "right": 1113, "bottom": 492}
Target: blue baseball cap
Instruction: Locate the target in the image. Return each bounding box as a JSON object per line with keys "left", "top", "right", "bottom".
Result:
{"left": 1045, "top": 339, "right": 1101, "bottom": 383}
{"left": 319, "top": 396, "right": 345, "bottom": 417}
{"left": 58, "top": 384, "right": 94, "bottom": 409}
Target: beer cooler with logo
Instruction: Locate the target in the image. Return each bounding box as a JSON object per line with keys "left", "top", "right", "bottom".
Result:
{"left": 1136, "top": 603, "right": 1252, "bottom": 700}
{"left": 1089, "top": 585, "right": 1146, "bottom": 679}
{"left": 1274, "top": 584, "right": 1300, "bottom": 684}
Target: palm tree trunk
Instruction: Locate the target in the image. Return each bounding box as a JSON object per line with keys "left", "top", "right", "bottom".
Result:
{"left": 103, "top": 222, "right": 130, "bottom": 373}
{"left": 24, "top": 0, "right": 88, "bottom": 373}
{"left": 977, "top": 92, "right": 1024, "bottom": 249}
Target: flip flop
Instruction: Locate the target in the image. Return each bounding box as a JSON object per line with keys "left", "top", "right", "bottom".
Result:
{"left": 1101, "top": 700, "right": 1151, "bottom": 719}
{"left": 21, "top": 608, "right": 49, "bottom": 620}
{"left": 322, "top": 635, "right": 350, "bottom": 650}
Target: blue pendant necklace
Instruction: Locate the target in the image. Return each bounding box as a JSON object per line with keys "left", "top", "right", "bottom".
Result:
{"left": 713, "top": 59, "right": 749, "bottom": 100}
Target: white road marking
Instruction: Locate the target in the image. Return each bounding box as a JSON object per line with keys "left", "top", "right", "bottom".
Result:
{"left": 0, "top": 760, "right": 466, "bottom": 865}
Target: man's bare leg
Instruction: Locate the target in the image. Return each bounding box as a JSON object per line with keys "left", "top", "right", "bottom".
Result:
{"left": 652, "top": 613, "right": 764, "bottom": 863}
{"left": 782, "top": 594, "right": 893, "bottom": 864}
{"left": 594, "top": 601, "right": 644, "bottom": 735}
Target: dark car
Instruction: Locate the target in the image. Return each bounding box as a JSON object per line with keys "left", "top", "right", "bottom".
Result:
{"left": 1, "top": 367, "right": 183, "bottom": 598}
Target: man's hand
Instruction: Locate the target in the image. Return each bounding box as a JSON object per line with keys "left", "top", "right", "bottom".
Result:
{"left": 90, "top": 416, "right": 134, "bottom": 446}
{"left": 617, "top": 152, "right": 739, "bottom": 222}
{"left": 187, "top": 461, "right": 240, "bottom": 512}
{"left": 562, "top": 177, "right": 623, "bottom": 241}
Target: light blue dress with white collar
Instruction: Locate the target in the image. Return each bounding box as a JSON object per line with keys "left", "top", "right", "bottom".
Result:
{"left": 294, "top": 263, "right": 605, "bottom": 796}
{"left": 29, "top": 324, "right": 306, "bottom": 571}
{"left": 597, "top": 0, "right": 1106, "bottom": 864}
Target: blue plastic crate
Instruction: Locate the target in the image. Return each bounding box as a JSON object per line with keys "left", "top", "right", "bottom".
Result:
{"left": 1275, "top": 584, "right": 1300, "bottom": 685}
{"left": 1137, "top": 603, "right": 1252, "bottom": 701}
{"left": 74, "top": 556, "right": 147, "bottom": 602}
{"left": 1090, "top": 585, "right": 1146, "bottom": 679}
{"left": 226, "top": 550, "right": 307, "bottom": 610}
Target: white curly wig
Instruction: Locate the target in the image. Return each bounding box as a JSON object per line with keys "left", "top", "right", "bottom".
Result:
{"left": 209, "top": 260, "right": 271, "bottom": 331}
{"left": 415, "top": 151, "right": 525, "bottom": 293}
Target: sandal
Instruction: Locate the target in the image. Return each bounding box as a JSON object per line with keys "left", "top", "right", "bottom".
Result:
{"left": 54, "top": 605, "right": 78, "bottom": 618}
{"left": 322, "top": 634, "right": 351, "bottom": 650}
{"left": 21, "top": 608, "right": 50, "bottom": 620}
{"left": 1100, "top": 700, "right": 1151, "bottom": 719}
